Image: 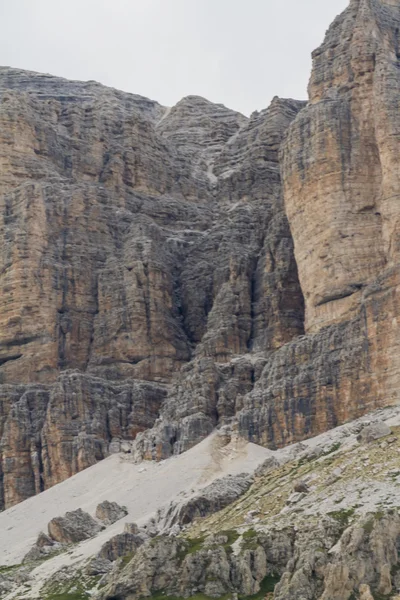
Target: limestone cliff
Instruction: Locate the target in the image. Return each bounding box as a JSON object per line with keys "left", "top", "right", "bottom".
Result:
{"left": 2, "top": 0, "right": 400, "bottom": 510}
{"left": 0, "top": 68, "right": 305, "bottom": 508}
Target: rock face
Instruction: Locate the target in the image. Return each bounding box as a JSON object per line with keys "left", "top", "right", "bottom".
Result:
{"left": 3, "top": 0, "right": 400, "bottom": 510}
{"left": 281, "top": 0, "right": 400, "bottom": 416}
{"left": 97, "top": 511, "right": 400, "bottom": 600}
{"left": 48, "top": 508, "right": 103, "bottom": 543}
{"left": 155, "top": 473, "right": 253, "bottom": 533}
{"left": 0, "top": 67, "right": 305, "bottom": 508}
{"left": 96, "top": 501, "right": 128, "bottom": 526}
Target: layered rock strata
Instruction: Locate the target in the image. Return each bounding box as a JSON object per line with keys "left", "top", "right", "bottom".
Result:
{"left": 3, "top": 0, "right": 400, "bottom": 508}
{"left": 0, "top": 67, "right": 305, "bottom": 508}
{"left": 137, "top": 0, "right": 400, "bottom": 458}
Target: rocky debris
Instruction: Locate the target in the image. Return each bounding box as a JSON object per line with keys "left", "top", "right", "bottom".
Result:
{"left": 36, "top": 532, "right": 54, "bottom": 548}
{"left": 155, "top": 473, "right": 253, "bottom": 532}
{"left": 95, "top": 501, "right": 128, "bottom": 526}
{"left": 244, "top": 509, "right": 261, "bottom": 524}
{"left": 293, "top": 480, "right": 309, "bottom": 493}
{"left": 85, "top": 556, "right": 113, "bottom": 577}
{"left": 124, "top": 523, "right": 140, "bottom": 535}
{"left": 286, "top": 492, "right": 306, "bottom": 505}
{"left": 23, "top": 530, "right": 62, "bottom": 563}
{"left": 4, "top": 405, "right": 400, "bottom": 598}
{"left": 255, "top": 456, "right": 281, "bottom": 477}
{"left": 97, "top": 530, "right": 147, "bottom": 563}
{"left": 357, "top": 422, "right": 392, "bottom": 444}
{"left": 0, "top": 66, "right": 306, "bottom": 508}
{"left": 0, "top": 566, "right": 31, "bottom": 597}
{"left": 96, "top": 511, "right": 400, "bottom": 600}
{"left": 48, "top": 509, "right": 103, "bottom": 544}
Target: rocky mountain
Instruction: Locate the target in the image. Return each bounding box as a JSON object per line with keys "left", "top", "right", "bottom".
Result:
{"left": 0, "top": 68, "right": 305, "bottom": 509}
{"left": 2, "top": 401, "right": 400, "bottom": 599}
{"left": 0, "top": 0, "right": 400, "bottom": 538}
{"left": 4, "top": 1, "right": 400, "bottom": 597}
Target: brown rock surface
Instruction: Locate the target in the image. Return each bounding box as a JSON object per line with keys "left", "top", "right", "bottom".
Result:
{"left": 95, "top": 500, "right": 128, "bottom": 525}
{"left": 3, "top": 0, "right": 400, "bottom": 508}
{"left": 48, "top": 508, "right": 102, "bottom": 543}
{"left": 0, "top": 67, "right": 305, "bottom": 507}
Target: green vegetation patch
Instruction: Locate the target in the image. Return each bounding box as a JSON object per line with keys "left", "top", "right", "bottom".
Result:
{"left": 121, "top": 551, "right": 136, "bottom": 566}
{"left": 362, "top": 519, "right": 374, "bottom": 534}
{"left": 219, "top": 530, "right": 240, "bottom": 549}
{"left": 327, "top": 508, "right": 355, "bottom": 528}
{"left": 0, "top": 563, "right": 22, "bottom": 573}
{"left": 241, "top": 529, "right": 259, "bottom": 550}
{"left": 323, "top": 442, "right": 341, "bottom": 456}
{"left": 44, "top": 594, "right": 90, "bottom": 600}
{"left": 238, "top": 574, "right": 281, "bottom": 600}
{"left": 40, "top": 570, "right": 100, "bottom": 600}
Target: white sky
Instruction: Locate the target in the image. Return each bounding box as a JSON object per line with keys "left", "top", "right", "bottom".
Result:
{"left": 0, "top": 0, "right": 349, "bottom": 116}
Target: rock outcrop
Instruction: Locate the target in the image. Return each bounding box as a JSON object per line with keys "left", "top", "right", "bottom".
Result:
{"left": 155, "top": 473, "right": 253, "bottom": 533}
{"left": 48, "top": 508, "right": 103, "bottom": 543}
{"left": 96, "top": 511, "right": 400, "bottom": 600}
{"left": 96, "top": 501, "right": 128, "bottom": 526}
{"left": 3, "top": 0, "right": 400, "bottom": 510}
{"left": 281, "top": 0, "right": 400, "bottom": 423}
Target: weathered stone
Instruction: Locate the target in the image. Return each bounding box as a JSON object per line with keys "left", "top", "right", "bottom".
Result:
{"left": 48, "top": 508, "right": 103, "bottom": 544}
{"left": 85, "top": 556, "right": 113, "bottom": 576}
{"left": 36, "top": 532, "right": 54, "bottom": 548}
{"left": 123, "top": 523, "right": 140, "bottom": 535}
{"left": 0, "top": 68, "right": 305, "bottom": 507}
{"left": 281, "top": 0, "right": 400, "bottom": 432}
{"left": 255, "top": 456, "right": 281, "bottom": 478}
{"left": 357, "top": 422, "right": 391, "bottom": 444}
{"left": 155, "top": 473, "right": 253, "bottom": 532}
{"left": 293, "top": 481, "right": 309, "bottom": 494}
{"left": 95, "top": 501, "right": 128, "bottom": 526}
{"left": 97, "top": 533, "right": 145, "bottom": 562}
{"left": 23, "top": 531, "right": 61, "bottom": 564}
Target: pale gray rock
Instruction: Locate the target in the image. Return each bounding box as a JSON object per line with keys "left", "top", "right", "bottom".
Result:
{"left": 97, "top": 532, "right": 145, "bottom": 562}
{"left": 48, "top": 508, "right": 103, "bottom": 544}
{"left": 85, "top": 556, "right": 113, "bottom": 576}
{"left": 155, "top": 473, "right": 253, "bottom": 531}
{"left": 95, "top": 501, "right": 128, "bottom": 526}
{"left": 357, "top": 422, "right": 392, "bottom": 444}
{"left": 255, "top": 456, "right": 281, "bottom": 477}
{"left": 124, "top": 523, "right": 140, "bottom": 535}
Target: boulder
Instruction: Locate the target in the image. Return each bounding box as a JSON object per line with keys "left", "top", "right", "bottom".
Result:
{"left": 293, "top": 481, "right": 309, "bottom": 494}
{"left": 86, "top": 556, "right": 113, "bottom": 576}
{"left": 96, "top": 501, "right": 128, "bottom": 526}
{"left": 48, "top": 508, "right": 103, "bottom": 543}
{"left": 36, "top": 532, "right": 54, "bottom": 548}
{"left": 255, "top": 456, "right": 281, "bottom": 477}
{"left": 124, "top": 523, "right": 140, "bottom": 535}
{"left": 155, "top": 473, "right": 253, "bottom": 532}
{"left": 97, "top": 532, "right": 145, "bottom": 562}
{"left": 357, "top": 423, "right": 391, "bottom": 444}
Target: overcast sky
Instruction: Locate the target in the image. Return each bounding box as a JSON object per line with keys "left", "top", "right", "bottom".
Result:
{"left": 0, "top": 0, "right": 348, "bottom": 116}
